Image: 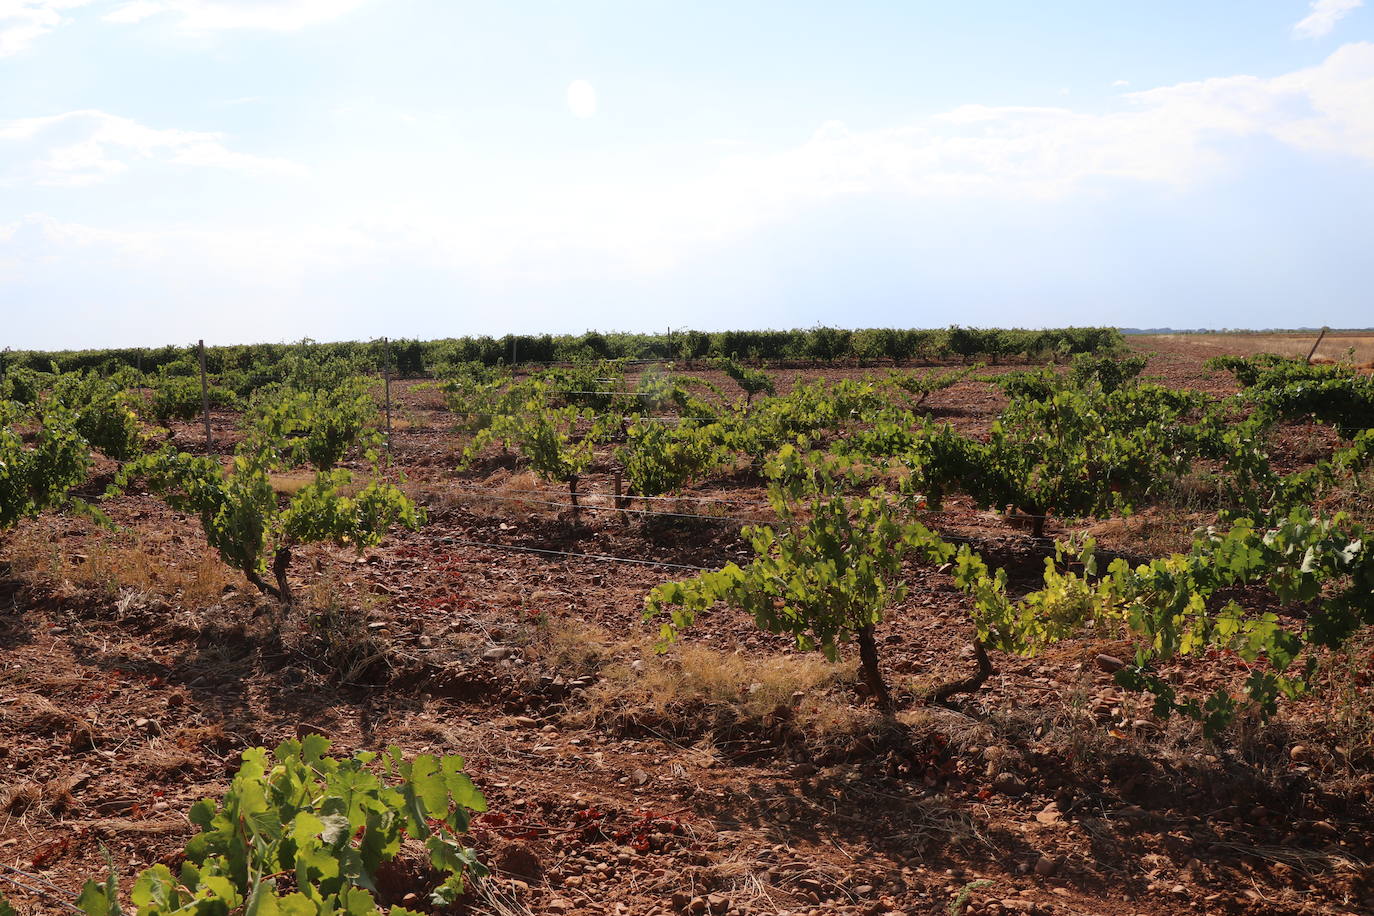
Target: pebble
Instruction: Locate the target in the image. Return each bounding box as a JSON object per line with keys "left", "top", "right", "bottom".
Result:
{"left": 1094, "top": 654, "right": 1126, "bottom": 673}
{"left": 992, "top": 772, "right": 1026, "bottom": 796}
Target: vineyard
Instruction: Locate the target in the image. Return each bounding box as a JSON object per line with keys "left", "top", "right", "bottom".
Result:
{"left": 2, "top": 328, "right": 1373, "bottom": 916}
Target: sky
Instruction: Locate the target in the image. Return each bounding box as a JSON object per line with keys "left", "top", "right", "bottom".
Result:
{"left": 1, "top": 1, "right": 1372, "bottom": 349}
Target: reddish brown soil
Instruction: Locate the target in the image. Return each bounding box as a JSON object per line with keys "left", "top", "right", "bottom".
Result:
{"left": 3, "top": 341, "right": 1373, "bottom": 916}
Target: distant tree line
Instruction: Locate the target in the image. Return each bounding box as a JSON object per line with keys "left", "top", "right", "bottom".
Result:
{"left": 1, "top": 325, "right": 1122, "bottom": 380}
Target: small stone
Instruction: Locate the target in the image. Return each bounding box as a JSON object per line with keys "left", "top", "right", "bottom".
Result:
{"left": 548, "top": 898, "right": 574, "bottom": 913}
{"left": 1289, "top": 744, "right": 1311, "bottom": 762}
{"left": 992, "top": 772, "right": 1026, "bottom": 796}
{"left": 1035, "top": 802, "right": 1062, "bottom": 825}
{"left": 1094, "top": 654, "right": 1126, "bottom": 673}
{"left": 1033, "top": 854, "right": 1059, "bottom": 877}
{"left": 483, "top": 646, "right": 514, "bottom": 661}
{"left": 854, "top": 884, "right": 875, "bottom": 896}
{"left": 706, "top": 893, "right": 728, "bottom": 914}
{"left": 512, "top": 716, "right": 539, "bottom": 728}
{"left": 688, "top": 896, "right": 709, "bottom": 914}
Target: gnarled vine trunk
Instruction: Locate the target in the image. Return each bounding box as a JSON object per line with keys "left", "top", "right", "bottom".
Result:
{"left": 244, "top": 548, "right": 294, "bottom": 606}
{"left": 273, "top": 547, "right": 293, "bottom": 607}
{"left": 856, "top": 624, "right": 893, "bottom": 710}
{"left": 930, "top": 639, "right": 994, "bottom": 703}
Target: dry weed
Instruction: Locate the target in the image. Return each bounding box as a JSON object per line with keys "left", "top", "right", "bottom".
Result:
{"left": 543, "top": 621, "right": 873, "bottom": 749}
{"left": 132, "top": 744, "right": 203, "bottom": 779}
{"left": 287, "top": 571, "right": 390, "bottom": 684}
{"left": 0, "top": 777, "right": 76, "bottom": 816}
{"left": 1083, "top": 507, "right": 1204, "bottom": 557}
{"left": 2, "top": 526, "right": 235, "bottom": 605}
{"left": 9, "top": 693, "right": 81, "bottom": 736}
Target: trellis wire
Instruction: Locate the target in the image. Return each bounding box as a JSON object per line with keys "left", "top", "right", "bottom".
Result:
{"left": 458, "top": 411, "right": 719, "bottom": 423}
{"left": 561, "top": 390, "right": 659, "bottom": 398}
{"left": 459, "top": 485, "right": 768, "bottom": 509}
{"left": 449, "top": 538, "right": 715, "bottom": 572}
{"left": 449, "top": 490, "right": 764, "bottom": 525}
{"left": 447, "top": 501, "right": 987, "bottom": 556}
{"left": 0, "top": 864, "right": 83, "bottom": 914}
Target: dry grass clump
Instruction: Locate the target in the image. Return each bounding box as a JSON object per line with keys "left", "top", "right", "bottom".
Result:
{"left": 283, "top": 572, "right": 390, "bottom": 684}
{"left": 132, "top": 744, "right": 204, "bottom": 779}
{"left": 0, "top": 778, "right": 77, "bottom": 816}
{"left": 9, "top": 693, "right": 82, "bottom": 736}
{"left": 3, "top": 526, "right": 235, "bottom": 605}
{"left": 534, "top": 619, "right": 880, "bottom": 751}
{"left": 1082, "top": 507, "right": 1205, "bottom": 558}
{"left": 412, "top": 469, "right": 565, "bottom": 520}
{"left": 612, "top": 644, "right": 841, "bottom": 721}
{"left": 536, "top": 617, "right": 617, "bottom": 676}
{"left": 488, "top": 470, "right": 555, "bottom": 519}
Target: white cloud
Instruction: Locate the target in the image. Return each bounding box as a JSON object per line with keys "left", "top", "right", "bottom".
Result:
{"left": 0, "top": 109, "right": 304, "bottom": 186}
{"left": 0, "top": 1, "right": 94, "bottom": 56}
{"left": 6, "top": 43, "right": 1374, "bottom": 294}
{"left": 103, "top": 0, "right": 371, "bottom": 31}
{"left": 1294, "top": 0, "right": 1363, "bottom": 39}
{"left": 351, "top": 41, "right": 1374, "bottom": 271}
{"left": 765, "top": 41, "right": 1374, "bottom": 198}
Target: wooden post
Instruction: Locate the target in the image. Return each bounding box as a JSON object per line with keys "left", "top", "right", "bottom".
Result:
{"left": 569, "top": 475, "right": 580, "bottom": 523}
{"left": 612, "top": 469, "right": 628, "bottom": 521}
{"left": 382, "top": 337, "right": 392, "bottom": 457}
{"left": 1305, "top": 327, "right": 1329, "bottom": 365}
{"left": 198, "top": 339, "right": 212, "bottom": 455}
